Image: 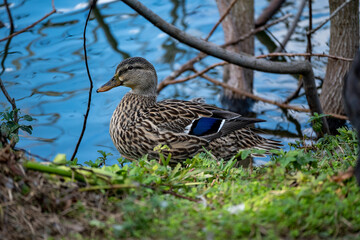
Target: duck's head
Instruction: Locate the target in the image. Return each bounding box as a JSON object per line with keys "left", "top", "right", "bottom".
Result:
{"left": 96, "top": 57, "right": 157, "bottom": 96}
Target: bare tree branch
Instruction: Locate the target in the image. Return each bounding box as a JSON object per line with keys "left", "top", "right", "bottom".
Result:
{"left": 4, "top": 0, "right": 14, "bottom": 32}
{"left": 0, "top": 0, "right": 56, "bottom": 42}
{"left": 157, "top": 56, "right": 200, "bottom": 93}
{"left": 1, "top": 0, "right": 15, "bottom": 75}
{"left": 70, "top": 0, "right": 96, "bottom": 161}
{"left": 205, "top": 0, "right": 238, "bottom": 41}
{"left": 283, "top": 77, "right": 303, "bottom": 104}
{"left": 256, "top": 52, "right": 353, "bottom": 62}
{"left": 274, "top": 0, "right": 306, "bottom": 52}
{"left": 308, "top": 0, "right": 353, "bottom": 35}
{"left": 255, "top": 0, "right": 285, "bottom": 27}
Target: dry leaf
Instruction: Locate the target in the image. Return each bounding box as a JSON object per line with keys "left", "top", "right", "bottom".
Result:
{"left": 331, "top": 167, "right": 354, "bottom": 182}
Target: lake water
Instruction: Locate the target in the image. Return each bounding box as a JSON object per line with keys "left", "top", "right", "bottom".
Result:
{"left": 0, "top": 0, "right": 331, "bottom": 165}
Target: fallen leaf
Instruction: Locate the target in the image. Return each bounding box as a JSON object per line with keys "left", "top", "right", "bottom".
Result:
{"left": 331, "top": 167, "right": 354, "bottom": 182}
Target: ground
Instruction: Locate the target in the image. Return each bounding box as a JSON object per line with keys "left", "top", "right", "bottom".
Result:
{"left": 0, "top": 127, "right": 359, "bottom": 239}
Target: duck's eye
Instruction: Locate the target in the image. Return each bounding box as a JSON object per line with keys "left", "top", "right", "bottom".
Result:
{"left": 127, "top": 66, "right": 134, "bottom": 70}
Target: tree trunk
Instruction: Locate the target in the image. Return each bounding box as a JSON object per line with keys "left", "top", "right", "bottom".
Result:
{"left": 216, "top": 0, "right": 254, "bottom": 114}
{"left": 320, "top": 0, "right": 359, "bottom": 132}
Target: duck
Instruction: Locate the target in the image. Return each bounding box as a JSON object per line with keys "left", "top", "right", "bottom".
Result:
{"left": 97, "top": 57, "right": 281, "bottom": 163}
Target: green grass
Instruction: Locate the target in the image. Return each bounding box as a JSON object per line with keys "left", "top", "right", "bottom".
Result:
{"left": 20, "top": 127, "right": 360, "bottom": 239}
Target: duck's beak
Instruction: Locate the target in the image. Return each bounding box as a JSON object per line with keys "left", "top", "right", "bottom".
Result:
{"left": 96, "top": 76, "right": 121, "bottom": 93}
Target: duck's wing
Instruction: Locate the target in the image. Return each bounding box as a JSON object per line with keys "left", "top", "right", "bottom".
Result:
{"left": 153, "top": 99, "right": 265, "bottom": 140}
{"left": 150, "top": 99, "right": 212, "bottom": 133}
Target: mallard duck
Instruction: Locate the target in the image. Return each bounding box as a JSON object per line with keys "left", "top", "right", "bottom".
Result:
{"left": 97, "top": 57, "right": 281, "bottom": 162}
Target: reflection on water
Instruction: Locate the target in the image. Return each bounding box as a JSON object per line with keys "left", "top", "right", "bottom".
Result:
{"left": 0, "top": 0, "right": 330, "bottom": 165}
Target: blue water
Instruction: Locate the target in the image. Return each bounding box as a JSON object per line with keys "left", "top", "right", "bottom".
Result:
{"left": 0, "top": 0, "right": 331, "bottom": 165}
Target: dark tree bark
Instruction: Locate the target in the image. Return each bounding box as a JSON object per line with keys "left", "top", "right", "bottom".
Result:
{"left": 216, "top": 0, "right": 254, "bottom": 114}
{"left": 343, "top": 50, "right": 360, "bottom": 185}
{"left": 320, "top": 0, "right": 359, "bottom": 133}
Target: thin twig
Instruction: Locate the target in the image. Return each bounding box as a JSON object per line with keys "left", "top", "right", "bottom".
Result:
{"left": 256, "top": 52, "right": 353, "bottom": 62}
{"left": 265, "top": 28, "right": 285, "bottom": 52}
{"left": 4, "top": 0, "right": 14, "bottom": 32}
{"left": 144, "top": 185, "right": 200, "bottom": 202}
{"left": 0, "top": 0, "right": 56, "bottom": 42}
{"left": 70, "top": 1, "right": 97, "bottom": 161}
{"left": 223, "top": 14, "right": 292, "bottom": 47}
{"left": 205, "top": 0, "right": 238, "bottom": 41}
{"left": 23, "top": 216, "right": 35, "bottom": 236}
{"left": 1, "top": 0, "right": 15, "bottom": 74}
{"left": 274, "top": 0, "right": 306, "bottom": 52}
{"left": 308, "top": 0, "right": 352, "bottom": 35}
{"left": 16, "top": 147, "right": 51, "bottom": 162}
{"left": 255, "top": 0, "right": 285, "bottom": 27}
{"left": 157, "top": 55, "right": 201, "bottom": 93}
{"left": 0, "top": 77, "right": 17, "bottom": 122}
{"left": 283, "top": 76, "right": 303, "bottom": 104}
{"left": 158, "top": 62, "right": 227, "bottom": 91}
{"left": 320, "top": 113, "right": 347, "bottom": 120}
{"left": 161, "top": 189, "right": 200, "bottom": 202}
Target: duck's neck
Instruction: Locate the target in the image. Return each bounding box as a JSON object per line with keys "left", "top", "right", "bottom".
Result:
{"left": 120, "top": 92, "right": 157, "bottom": 109}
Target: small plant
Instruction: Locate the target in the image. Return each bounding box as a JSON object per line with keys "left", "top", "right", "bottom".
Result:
{"left": 118, "top": 157, "right": 131, "bottom": 167}
{"left": 154, "top": 144, "right": 172, "bottom": 167}
{"left": 53, "top": 153, "right": 81, "bottom": 166}
{"left": 308, "top": 112, "right": 329, "bottom": 134}
{"left": 272, "top": 148, "right": 317, "bottom": 170}
{"left": 84, "top": 150, "right": 113, "bottom": 167}
{"left": 0, "top": 108, "right": 33, "bottom": 147}
{"left": 235, "top": 148, "right": 267, "bottom": 160}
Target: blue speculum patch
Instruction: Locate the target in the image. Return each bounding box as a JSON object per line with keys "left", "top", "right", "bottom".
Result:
{"left": 189, "top": 117, "right": 223, "bottom": 136}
